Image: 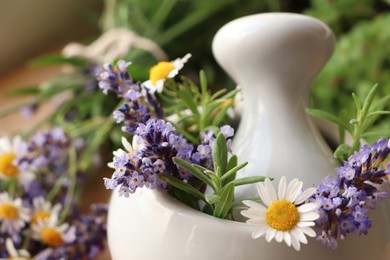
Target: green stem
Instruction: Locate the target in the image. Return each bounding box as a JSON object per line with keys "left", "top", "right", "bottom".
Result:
{"left": 59, "top": 145, "right": 78, "bottom": 223}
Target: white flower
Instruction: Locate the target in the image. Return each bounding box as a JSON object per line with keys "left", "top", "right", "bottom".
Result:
{"left": 31, "top": 214, "right": 76, "bottom": 247}
{"left": 241, "top": 176, "right": 319, "bottom": 251}
{"left": 107, "top": 136, "right": 144, "bottom": 169}
{"left": 0, "top": 192, "right": 30, "bottom": 235}
{"left": 31, "top": 197, "right": 62, "bottom": 225}
{"left": 143, "top": 53, "right": 191, "bottom": 94}
{"left": 0, "top": 238, "right": 31, "bottom": 260}
{"left": 0, "top": 136, "right": 34, "bottom": 187}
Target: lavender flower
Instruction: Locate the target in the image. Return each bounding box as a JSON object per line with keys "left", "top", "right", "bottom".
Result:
{"left": 313, "top": 138, "right": 390, "bottom": 248}
{"left": 96, "top": 60, "right": 132, "bottom": 95}
{"left": 105, "top": 119, "right": 193, "bottom": 195}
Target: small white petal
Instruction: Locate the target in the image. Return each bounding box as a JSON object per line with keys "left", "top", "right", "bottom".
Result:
{"left": 278, "top": 176, "right": 287, "bottom": 200}
{"left": 286, "top": 179, "right": 303, "bottom": 202}
{"left": 283, "top": 232, "right": 292, "bottom": 247}
{"left": 295, "top": 187, "right": 317, "bottom": 204}
{"left": 257, "top": 182, "right": 273, "bottom": 206}
{"left": 242, "top": 200, "right": 267, "bottom": 211}
{"left": 292, "top": 229, "right": 307, "bottom": 244}
{"left": 275, "top": 231, "right": 283, "bottom": 242}
{"left": 297, "top": 221, "right": 315, "bottom": 227}
{"left": 121, "top": 137, "right": 133, "bottom": 153}
{"left": 264, "top": 178, "right": 278, "bottom": 202}
{"left": 300, "top": 227, "right": 316, "bottom": 237}
{"left": 265, "top": 228, "right": 276, "bottom": 242}
{"left": 297, "top": 202, "right": 319, "bottom": 213}
{"left": 291, "top": 235, "right": 301, "bottom": 251}
{"left": 252, "top": 225, "right": 268, "bottom": 239}
{"left": 300, "top": 212, "right": 320, "bottom": 221}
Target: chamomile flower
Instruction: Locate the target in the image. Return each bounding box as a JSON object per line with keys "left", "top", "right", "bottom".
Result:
{"left": 31, "top": 215, "right": 76, "bottom": 247}
{"left": 0, "top": 192, "right": 30, "bottom": 235}
{"left": 1, "top": 238, "right": 31, "bottom": 260}
{"left": 107, "top": 136, "right": 144, "bottom": 169}
{"left": 241, "top": 176, "right": 319, "bottom": 251}
{"left": 143, "top": 53, "right": 191, "bottom": 94}
{"left": 0, "top": 136, "right": 34, "bottom": 187}
{"left": 31, "top": 197, "right": 62, "bottom": 225}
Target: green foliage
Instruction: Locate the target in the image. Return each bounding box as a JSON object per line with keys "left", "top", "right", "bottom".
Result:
{"left": 307, "top": 84, "right": 390, "bottom": 162}
{"left": 309, "top": 13, "right": 390, "bottom": 136}
{"left": 161, "top": 71, "right": 239, "bottom": 144}
{"left": 169, "top": 133, "right": 265, "bottom": 220}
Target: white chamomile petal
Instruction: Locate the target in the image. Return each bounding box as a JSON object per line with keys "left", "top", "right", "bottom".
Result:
{"left": 257, "top": 182, "right": 273, "bottom": 206}
{"left": 121, "top": 137, "right": 133, "bottom": 153}
{"left": 275, "top": 231, "right": 284, "bottom": 242}
{"left": 283, "top": 232, "right": 292, "bottom": 247}
{"left": 286, "top": 179, "right": 303, "bottom": 202}
{"left": 300, "top": 226, "right": 316, "bottom": 237}
{"left": 291, "top": 235, "right": 300, "bottom": 251}
{"left": 300, "top": 212, "right": 320, "bottom": 222}
{"left": 278, "top": 176, "right": 287, "bottom": 200}
{"left": 297, "top": 202, "right": 319, "bottom": 213}
{"left": 297, "top": 221, "right": 315, "bottom": 228}
{"left": 265, "top": 228, "right": 276, "bottom": 242}
{"left": 264, "top": 178, "right": 278, "bottom": 202}
{"left": 252, "top": 225, "right": 268, "bottom": 239}
{"left": 295, "top": 187, "right": 317, "bottom": 204}
{"left": 242, "top": 200, "right": 266, "bottom": 211}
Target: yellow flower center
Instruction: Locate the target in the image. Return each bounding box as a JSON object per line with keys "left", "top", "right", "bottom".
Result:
{"left": 0, "top": 153, "right": 19, "bottom": 178}
{"left": 149, "top": 62, "right": 175, "bottom": 85}
{"left": 32, "top": 211, "right": 50, "bottom": 224}
{"left": 41, "top": 228, "right": 64, "bottom": 246}
{"left": 0, "top": 203, "right": 19, "bottom": 220}
{"left": 266, "top": 200, "right": 299, "bottom": 231}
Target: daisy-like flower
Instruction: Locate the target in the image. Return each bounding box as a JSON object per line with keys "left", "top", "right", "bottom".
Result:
{"left": 241, "top": 176, "right": 319, "bottom": 251}
{"left": 31, "top": 197, "right": 62, "bottom": 225}
{"left": 107, "top": 136, "right": 144, "bottom": 169}
{"left": 0, "top": 192, "right": 31, "bottom": 235}
{"left": 31, "top": 214, "right": 76, "bottom": 247}
{"left": 143, "top": 53, "right": 191, "bottom": 94}
{"left": 0, "top": 238, "right": 31, "bottom": 260}
{"left": 0, "top": 136, "right": 34, "bottom": 187}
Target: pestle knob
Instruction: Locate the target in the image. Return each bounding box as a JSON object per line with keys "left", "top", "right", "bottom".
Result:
{"left": 212, "top": 13, "right": 337, "bottom": 199}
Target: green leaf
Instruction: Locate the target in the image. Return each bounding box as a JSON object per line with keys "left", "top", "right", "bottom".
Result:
{"left": 352, "top": 93, "right": 361, "bottom": 113}
{"left": 158, "top": 174, "right": 206, "bottom": 202}
{"left": 205, "top": 194, "right": 220, "bottom": 205}
{"left": 173, "top": 157, "right": 216, "bottom": 191}
{"left": 210, "top": 89, "right": 227, "bottom": 101}
{"left": 170, "top": 122, "right": 199, "bottom": 144}
{"left": 30, "top": 55, "right": 87, "bottom": 67}
{"left": 6, "top": 86, "right": 40, "bottom": 97}
{"left": 213, "top": 182, "right": 234, "bottom": 219}
{"left": 223, "top": 155, "right": 238, "bottom": 185}
{"left": 212, "top": 132, "right": 228, "bottom": 175}
{"left": 178, "top": 88, "right": 200, "bottom": 120}
{"left": 199, "top": 70, "right": 208, "bottom": 100}
{"left": 361, "top": 84, "right": 379, "bottom": 118}
{"left": 212, "top": 99, "right": 234, "bottom": 126}
{"left": 306, "top": 108, "right": 352, "bottom": 133}
{"left": 362, "top": 130, "right": 390, "bottom": 138}
{"left": 333, "top": 143, "right": 352, "bottom": 161}
{"left": 230, "top": 176, "right": 267, "bottom": 187}
{"left": 366, "top": 111, "right": 390, "bottom": 117}
{"left": 221, "top": 162, "right": 248, "bottom": 182}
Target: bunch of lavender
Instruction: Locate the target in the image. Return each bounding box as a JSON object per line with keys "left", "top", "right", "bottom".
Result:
{"left": 0, "top": 129, "right": 108, "bottom": 259}
{"left": 313, "top": 138, "right": 390, "bottom": 248}
{"left": 99, "top": 57, "right": 264, "bottom": 217}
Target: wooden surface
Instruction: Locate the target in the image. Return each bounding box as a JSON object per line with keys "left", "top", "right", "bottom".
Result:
{"left": 0, "top": 64, "right": 112, "bottom": 259}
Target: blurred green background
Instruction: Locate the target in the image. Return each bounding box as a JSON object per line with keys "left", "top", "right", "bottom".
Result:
{"left": 1, "top": 0, "right": 388, "bottom": 142}
{"left": 100, "top": 0, "right": 390, "bottom": 131}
